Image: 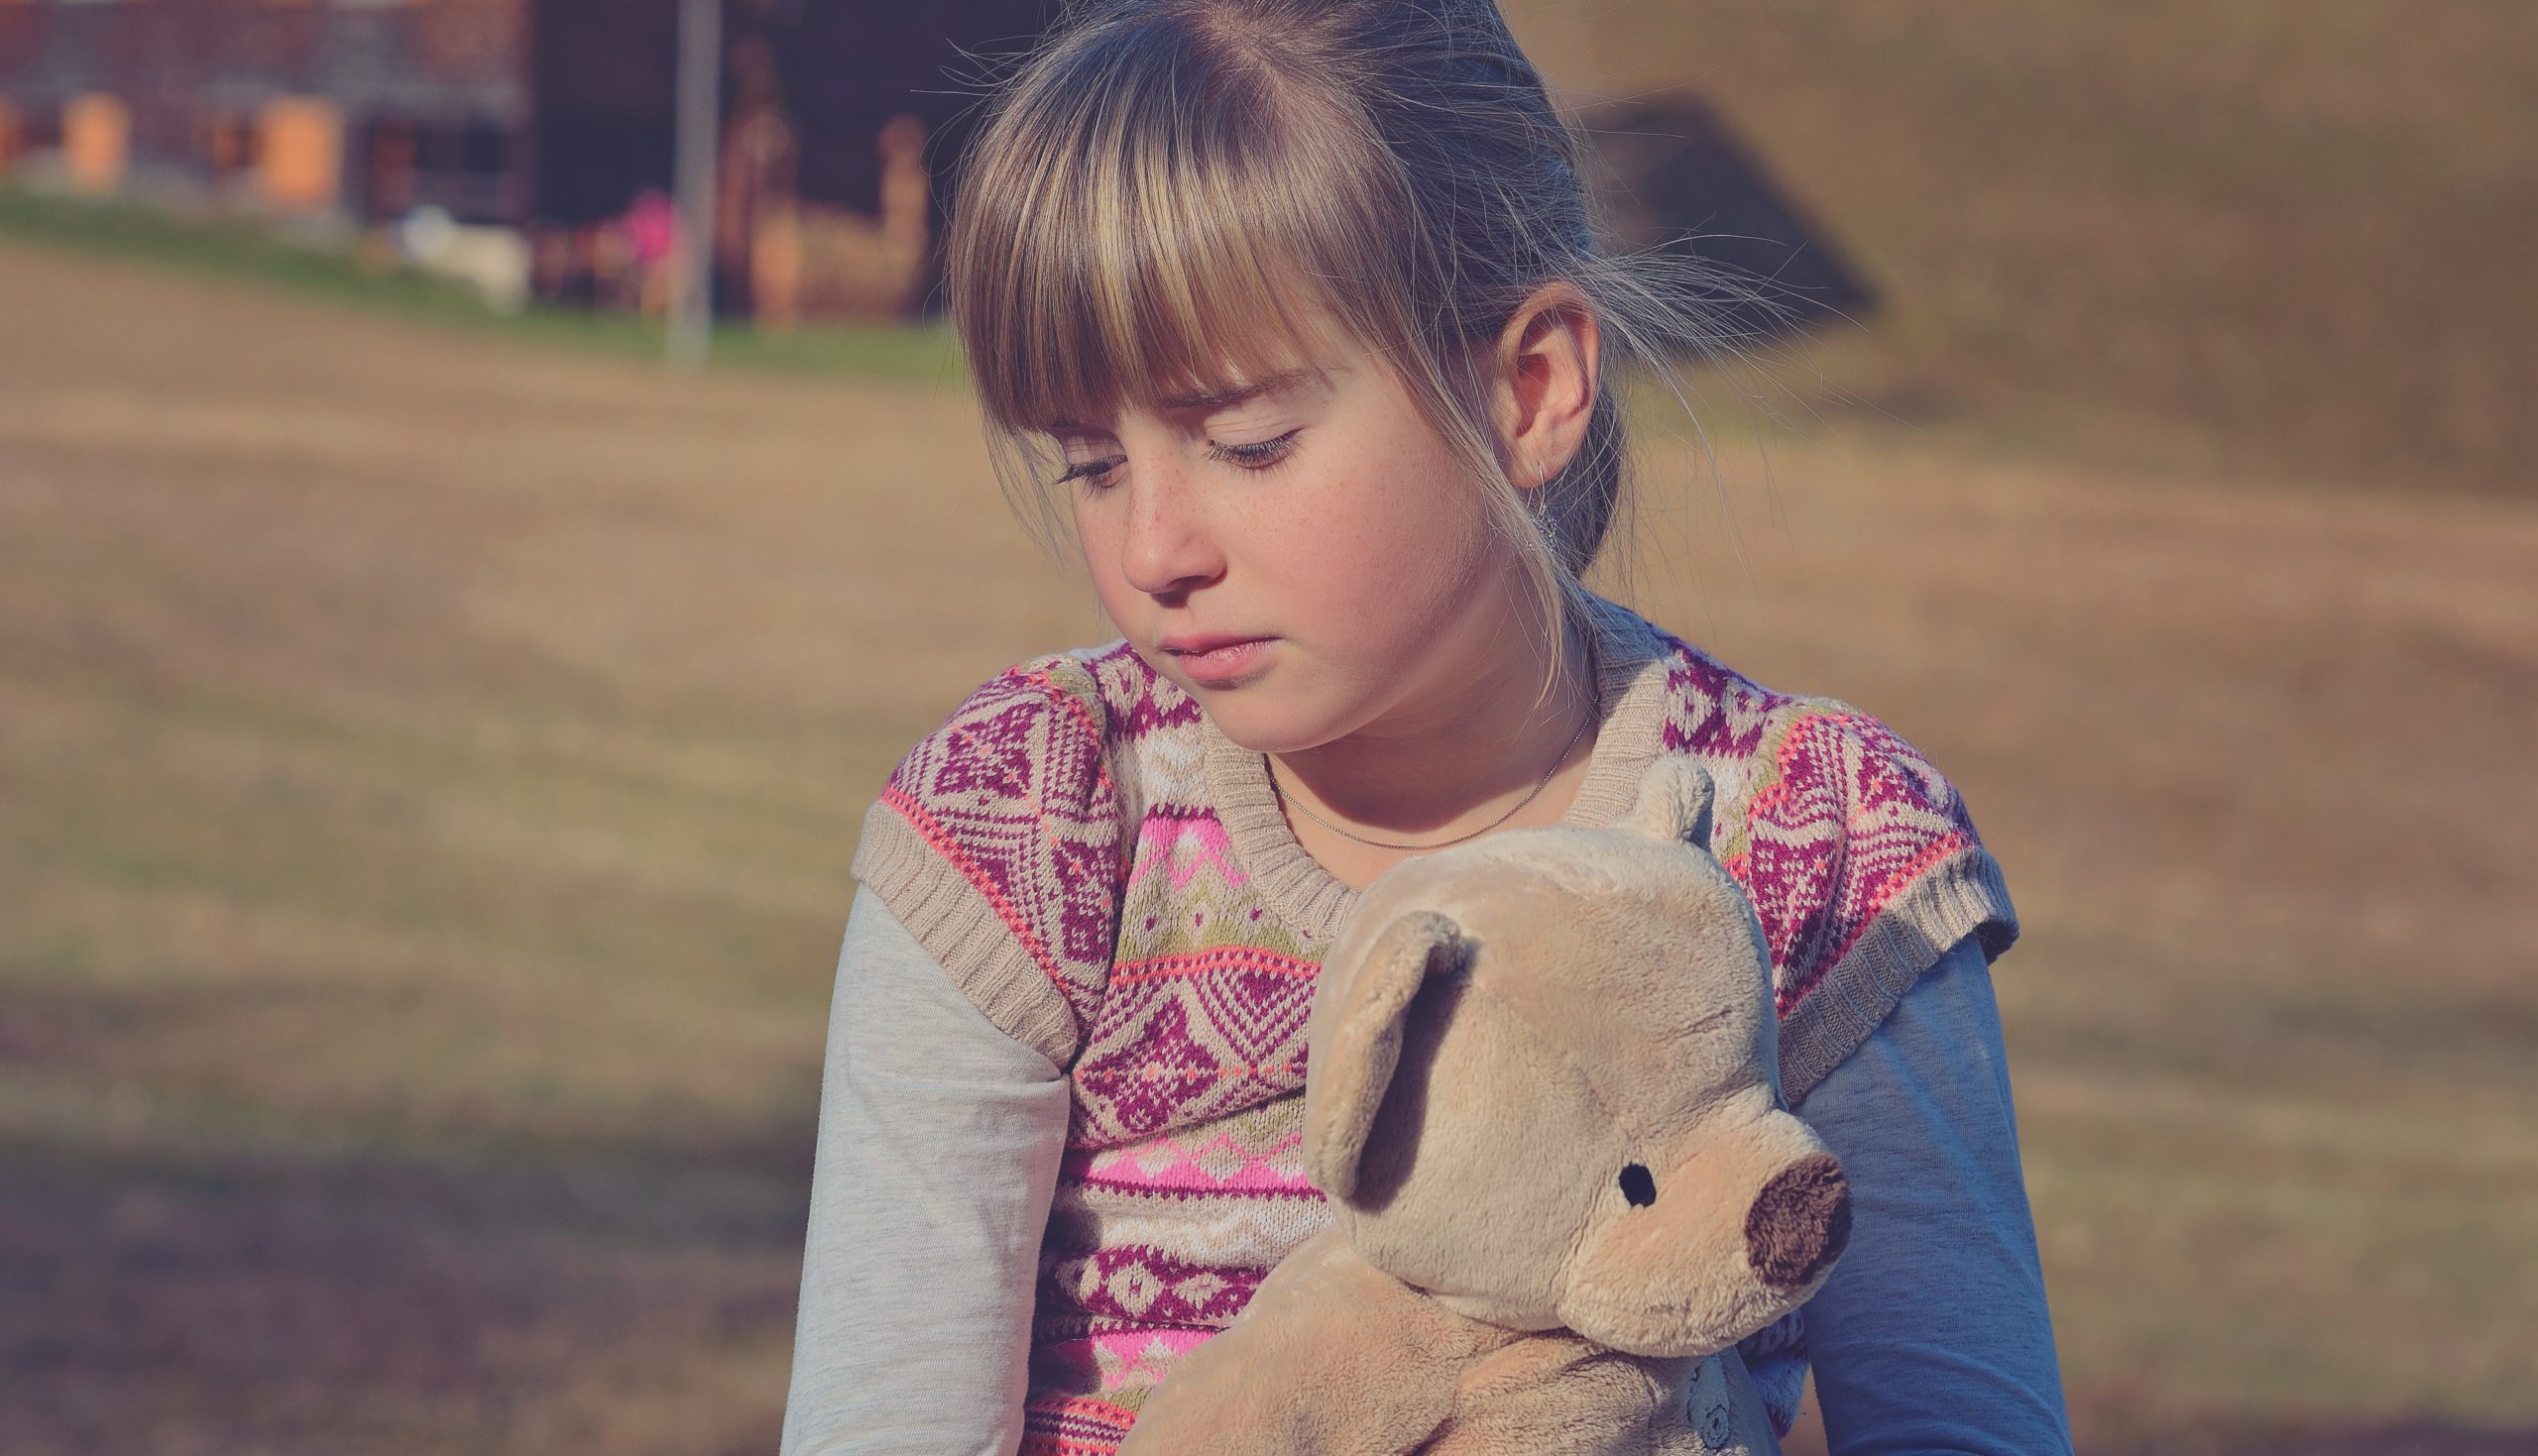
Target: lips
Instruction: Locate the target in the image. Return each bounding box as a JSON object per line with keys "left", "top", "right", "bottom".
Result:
{"left": 1161, "top": 635, "right": 1275, "bottom": 687}
{"left": 1160, "top": 633, "right": 1271, "bottom": 656}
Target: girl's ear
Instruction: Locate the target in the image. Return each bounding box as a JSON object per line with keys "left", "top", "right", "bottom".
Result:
{"left": 1619, "top": 756, "right": 1718, "bottom": 853}
{"left": 1306, "top": 910, "right": 1471, "bottom": 1202}
{"left": 1491, "top": 280, "right": 1601, "bottom": 490}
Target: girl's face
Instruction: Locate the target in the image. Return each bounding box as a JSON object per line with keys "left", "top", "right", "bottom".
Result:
{"left": 1054, "top": 327, "right": 1533, "bottom": 755}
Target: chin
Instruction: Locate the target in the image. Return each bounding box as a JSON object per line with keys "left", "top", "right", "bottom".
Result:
{"left": 1188, "top": 691, "right": 1335, "bottom": 757}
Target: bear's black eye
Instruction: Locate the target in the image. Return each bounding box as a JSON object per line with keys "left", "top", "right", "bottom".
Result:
{"left": 1619, "top": 1163, "right": 1657, "bottom": 1207}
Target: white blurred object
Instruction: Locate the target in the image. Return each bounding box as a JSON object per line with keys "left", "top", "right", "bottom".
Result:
{"left": 395, "top": 204, "right": 530, "bottom": 313}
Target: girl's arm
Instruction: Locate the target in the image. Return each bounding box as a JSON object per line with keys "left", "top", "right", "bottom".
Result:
{"left": 778, "top": 884, "right": 1073, "bottom": 1456}
{"left": 1789, "top": 934, "right": 2076, "bottom": 1456}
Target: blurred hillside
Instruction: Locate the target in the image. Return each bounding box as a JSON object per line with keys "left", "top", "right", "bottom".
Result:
{"left": 1510, "top": 1, "right": 2537, "bottom": 498}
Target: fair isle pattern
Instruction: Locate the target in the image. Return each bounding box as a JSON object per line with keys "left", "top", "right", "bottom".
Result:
{"left": 857, "top": 607, "right": 2016, "bottom": 1456}
{"left": 1654, "top": 640, "right": 2004, "bottom": 1018}
{"left": 1038, "top": 1101, "right": 1327, "bottom": 1328}
{"left": 851, "top": 657, "right": 1128, "bottom": 1064}
{"left": 1027, "top": 1101, "right": 1332, "bottom": 1456}
{"left": 1741, "top": 713, "right": 1980, "bottom": 1009}
{"left": 1038, "top": 1109, "right": 1326, "bottom": 1337}
{"left": 1019, "top": 1394, "right": 1145, "bottom": 1456}
{"left": 1648, "top": 634, "right": 2018, "bottom": 1100}
{"left": 1071, "top": 805, "right": 1324, "bottom": 1148}
{"left": 1018, "top": 645, "right": 1339, "bottom": 1456}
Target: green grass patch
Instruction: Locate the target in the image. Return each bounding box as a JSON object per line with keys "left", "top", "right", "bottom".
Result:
{"left": 0, "top": 183, "right": 967, "bottom": 384}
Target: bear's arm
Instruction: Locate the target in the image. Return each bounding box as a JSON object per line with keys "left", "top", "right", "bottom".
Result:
{"left": 1431, "top": 1339, "right": 1787, "bottom": 1456}
{"left": 1119, "top": 1226, "right": 1498, "bottom": 1456}
{"left": 1424, "top": 1334, "right": 1699, "bottom": 1456}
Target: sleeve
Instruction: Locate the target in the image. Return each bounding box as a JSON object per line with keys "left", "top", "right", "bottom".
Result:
{"left": 1785, "top": 933, "right": 2075, "bottom": 1456}
{"left": 1728, "top": 705, "right": 2019, "bottom": 1103}
{"left": 847, "top": 661, "right": 1124, "bottom": 1068}
{"left": 779, "top": 883, "right": 1075, "bottom": 1456}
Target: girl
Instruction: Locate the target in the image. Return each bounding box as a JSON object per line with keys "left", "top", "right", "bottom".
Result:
{"left": 780, "top": 2, "right": 2073, "bottom": 1453}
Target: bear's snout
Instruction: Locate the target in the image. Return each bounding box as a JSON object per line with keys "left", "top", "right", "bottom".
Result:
{"left": 1743, "top": 1153, "right": 1851, "bottom": 1289}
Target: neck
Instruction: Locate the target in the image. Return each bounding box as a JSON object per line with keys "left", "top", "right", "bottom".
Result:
{"left": 1267, "top": 588, "right": 1600, "bottom": 845}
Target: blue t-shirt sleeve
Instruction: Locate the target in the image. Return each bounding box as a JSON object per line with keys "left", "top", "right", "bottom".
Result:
{"left": 1789, "top": 934, "right": 2076, "bottom": 1456}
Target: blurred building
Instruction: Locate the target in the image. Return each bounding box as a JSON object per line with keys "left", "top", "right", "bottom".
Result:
{"left": 0, "top": 0, "right": 1055, "bottom": 322}
{"left": 0, "top": 4, "right": 1861, "bottom": 341}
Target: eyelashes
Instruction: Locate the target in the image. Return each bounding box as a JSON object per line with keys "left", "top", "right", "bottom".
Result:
{"left": 1052, "top": 455, "right": 1125, "bottom": 489}
{"left": 1206, "top": 433, "right": 1300, "bottom": 470}
{"left": 1052, "top": 430, "right": 1302, "bottom": 491}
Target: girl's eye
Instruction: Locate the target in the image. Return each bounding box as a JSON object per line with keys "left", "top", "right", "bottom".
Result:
{"left": 1052, "top": 430, "right": 1299, "bottom": 492}
{"left": 1054, "top": 455, "right": 1126, "bottom": 491}
{"left": 1206, "top": 430, "right": 1301, "bottom": 469}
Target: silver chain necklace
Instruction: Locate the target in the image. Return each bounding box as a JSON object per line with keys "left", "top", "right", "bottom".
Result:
{"left": 1265, "top": 667, "right": 1602, "bottom": 853}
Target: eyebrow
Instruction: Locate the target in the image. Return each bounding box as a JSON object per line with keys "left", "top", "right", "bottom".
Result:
{"left": 1156, "top": 367, "right": 1324, "bottom": 413}
{"left": 1046, "top": 368, "right": 1324, "bottom": 432}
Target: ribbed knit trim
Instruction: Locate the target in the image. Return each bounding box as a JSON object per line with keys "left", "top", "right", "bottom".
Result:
{"left": 1774, "top": 845, "right": 2019, "bottom": 1103}
{"left": 1200, "top": 593, "right": 1675, "bottom": 945}
{"left": 849, "top": 798, "right": 1084, "bottom": 1068}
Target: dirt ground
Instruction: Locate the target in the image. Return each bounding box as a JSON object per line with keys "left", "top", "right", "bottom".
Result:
{"left": 2, "top": 239, "right": 2533, "bottom": 1453}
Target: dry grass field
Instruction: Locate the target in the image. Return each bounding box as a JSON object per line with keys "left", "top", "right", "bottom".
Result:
{"left": 1507, "top": 0, "right": 2538, "bottom": 501}
{"left": 2, "top": 223, "right": 2533, "bottom": 1456}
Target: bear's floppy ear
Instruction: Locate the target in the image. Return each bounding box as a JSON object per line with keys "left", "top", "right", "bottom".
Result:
{"left": 1618, "top": 755, "right": 1718, "bottom": 853}
{"left": 1307, "top": 909, "right": 1470, "bottom": 1203}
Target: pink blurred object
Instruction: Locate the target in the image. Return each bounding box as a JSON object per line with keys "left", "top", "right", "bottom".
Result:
{"left": 623, "top": 189, "right": 678, "bottom": 268}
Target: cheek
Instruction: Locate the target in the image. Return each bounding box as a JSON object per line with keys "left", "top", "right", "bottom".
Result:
{"left": 1068, "top": 502, "right": 1103, "bottom": 576}
{"left": 1067, "top": 500, "right": 1135, "bottom": 615}
{"left": 1068, "top": 479, "right": 1133, "bottom": 550}
{"left": 1316, "top": 415, "right": 1484, "bottom": 531}
{"left": 1316, "top": 442, "right": 1496, "bottom": 590}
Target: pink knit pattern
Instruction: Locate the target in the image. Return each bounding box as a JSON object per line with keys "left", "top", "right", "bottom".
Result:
{"left": 859, "top": 610, "right": 2015, "bottom": 1454}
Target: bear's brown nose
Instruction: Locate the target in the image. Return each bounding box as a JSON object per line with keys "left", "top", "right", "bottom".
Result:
{"left": 1744, "top": 1153, "right": 1851, "bottom": 1289}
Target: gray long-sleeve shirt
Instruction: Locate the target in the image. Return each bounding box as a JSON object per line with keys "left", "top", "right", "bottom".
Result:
{"left": 778, "top": 884, "right": 2074, "bottom": 1456}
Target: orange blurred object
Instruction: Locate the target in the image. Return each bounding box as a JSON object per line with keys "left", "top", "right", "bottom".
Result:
{"left": 257, "top": 96, "right": 344, "bottom": 211}
{"left": 62, "top": 92, "right": 129, "bottom": 195}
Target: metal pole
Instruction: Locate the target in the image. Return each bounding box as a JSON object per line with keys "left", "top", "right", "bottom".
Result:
{"left": 669, "top": 0, "right": 721, "bottom": 371}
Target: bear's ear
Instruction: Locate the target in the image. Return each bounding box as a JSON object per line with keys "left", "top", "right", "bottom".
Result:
{"left": 1307, "top": 909, "right": 1469, "bottom": 1203}
{"left": 1618, "top": 756, "right": 1718, "bottom": 853}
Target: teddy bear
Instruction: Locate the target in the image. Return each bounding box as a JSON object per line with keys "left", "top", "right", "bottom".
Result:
{"left": 1114, "top": 756, "right": 1852, "bottom": 1456}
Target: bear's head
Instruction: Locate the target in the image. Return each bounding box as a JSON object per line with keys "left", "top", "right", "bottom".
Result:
{"left": 1301, "top": 756, "right": 1850, "bottom": 1358}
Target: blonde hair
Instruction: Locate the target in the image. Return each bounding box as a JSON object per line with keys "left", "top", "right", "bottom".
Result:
{"left": 945, "top": 0, "right": 1772, "bottom": 705}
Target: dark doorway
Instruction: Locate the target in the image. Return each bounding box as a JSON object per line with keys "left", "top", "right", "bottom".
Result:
{"left": 1575, "top": 95, "right": 1877, "bottom": 350}
{"left": 527, "top": 0, "right": 679, "bottom": 226}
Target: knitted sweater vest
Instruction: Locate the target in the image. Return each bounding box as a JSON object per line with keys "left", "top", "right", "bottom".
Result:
{"left": 849, "top": 596, "right": 2018, "bottom": 1456}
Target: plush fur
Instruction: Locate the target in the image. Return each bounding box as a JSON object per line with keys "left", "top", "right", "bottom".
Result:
{"left": 1116, "top": 757, "right": 1851, "bottom": 1456}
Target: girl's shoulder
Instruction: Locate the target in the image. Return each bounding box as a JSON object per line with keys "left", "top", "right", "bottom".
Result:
{"left": 859, "top": 636, "right": 1174, "bottom": 812}
{"left": 844, "top": 638, "right": 1169, "bottom": 1064}
{"left": 1634, "top": 616, "right": 2020, "bottom": 1100}
{"left": 908, "top": 637, "right": 1195, "bottom": 754}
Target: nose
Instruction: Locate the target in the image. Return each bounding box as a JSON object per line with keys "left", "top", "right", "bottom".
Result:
{"left": 1744, "top": 1153, "right": 1851, "bottom": 1289}
{"left": 1117, "top": 457, "right": 1224, "bottom": 598}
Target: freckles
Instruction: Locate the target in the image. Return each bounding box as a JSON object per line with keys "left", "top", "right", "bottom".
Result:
{"left": 1069, "top": 512, "right": 1139, "bottom": 621}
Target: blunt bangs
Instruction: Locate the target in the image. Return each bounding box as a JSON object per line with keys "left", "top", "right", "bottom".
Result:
{"left": 947, "top": 17, "right": 1418, "bottom": 447}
